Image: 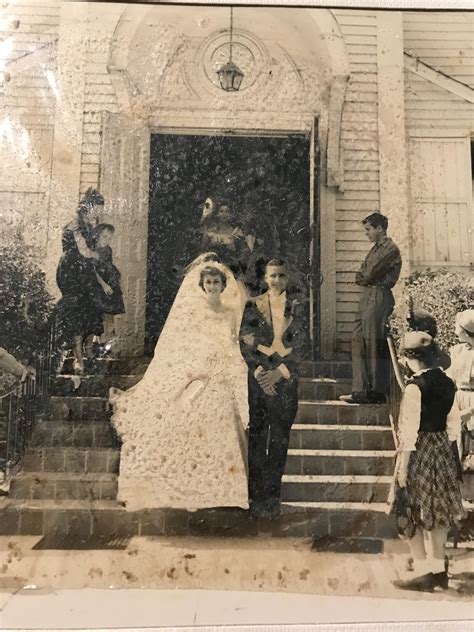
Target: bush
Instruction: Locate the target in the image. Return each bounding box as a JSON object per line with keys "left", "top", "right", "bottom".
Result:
{"left": 0, "top": 233, "right": 53, "bottom": 364}
{"left": 390, "top": 269, "right": 474, "bottom": 350}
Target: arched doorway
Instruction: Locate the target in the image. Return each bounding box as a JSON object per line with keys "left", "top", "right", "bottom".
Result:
{"left": 100, "top": 6, "right": 349, "bottom": 357}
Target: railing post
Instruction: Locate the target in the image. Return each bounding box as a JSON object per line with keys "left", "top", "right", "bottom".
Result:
{"left": 386, "top": 335, "right": 405, "bottom": 511}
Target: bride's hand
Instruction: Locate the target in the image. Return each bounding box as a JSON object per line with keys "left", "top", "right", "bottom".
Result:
{"left": 174, "top": 373, "right": 209, "bottom": 403}
{"left": 188, "top": 372, "right": 209, "bottom": 382}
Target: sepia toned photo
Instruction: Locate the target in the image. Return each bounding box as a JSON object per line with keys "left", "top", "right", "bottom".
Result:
{"left": 0, "top": 0, "right": 473, "bottom": 625}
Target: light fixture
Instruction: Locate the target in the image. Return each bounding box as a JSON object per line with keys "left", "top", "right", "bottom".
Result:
{"left": 216, "top": 7, "right": 244, "bottom": 92}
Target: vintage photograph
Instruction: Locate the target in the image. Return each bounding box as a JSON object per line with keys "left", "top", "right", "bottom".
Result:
{"left": 0, "top": 0, "right": 473, "bottom": 620}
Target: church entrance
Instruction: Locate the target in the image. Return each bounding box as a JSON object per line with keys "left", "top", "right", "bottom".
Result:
{"left": 145, "top": 131, "right": 319, "bottom": 357}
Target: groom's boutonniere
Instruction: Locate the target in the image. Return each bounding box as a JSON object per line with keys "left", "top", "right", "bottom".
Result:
{"left": 241, "top": 333, "right": 255, "bottom": 347}
{"left": 286, "top": 298, "right": 299, "bottom": 319}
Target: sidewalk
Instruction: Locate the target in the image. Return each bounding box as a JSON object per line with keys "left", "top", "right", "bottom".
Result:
{"left": 0, "top": 535, "right": 472, "bottom": 628}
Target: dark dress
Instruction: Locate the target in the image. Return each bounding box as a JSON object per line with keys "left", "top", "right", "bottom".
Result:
{"left": 405, "top": 369, "right": 465, "bottom": 531}
{"left": 94, "top": 246, "right": 125, "bottom": 315}
{"left": 54, "top": 226, "right": 104, "bottom": 347}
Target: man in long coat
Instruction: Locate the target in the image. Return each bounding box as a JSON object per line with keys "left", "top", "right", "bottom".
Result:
{"left": 340, "top": 212, "right": 402, "bottom": 404}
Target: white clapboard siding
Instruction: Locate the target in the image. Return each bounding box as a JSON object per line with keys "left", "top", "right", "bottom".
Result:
{"left": 408, "top": 137, "right": 473, "bottom": 268}
{"left": 403, "top": 12, "right": 474, "bottom": 89}
{"left": 78, "top": 8, "right": 122, "bottom": 194}
{"left": 332, "top": 10, "right": 380, "bottom": 351}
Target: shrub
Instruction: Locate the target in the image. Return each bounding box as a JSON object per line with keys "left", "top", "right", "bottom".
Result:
{"left": 390, "top": 269, "right": 474, "bottom": 350}
{"left": 0, "top": 233, "right": 53, "bottom": 364}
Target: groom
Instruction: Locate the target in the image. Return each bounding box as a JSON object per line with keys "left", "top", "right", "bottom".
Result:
{"left": 239, "top": 259, "right": 306, "bottom": 518}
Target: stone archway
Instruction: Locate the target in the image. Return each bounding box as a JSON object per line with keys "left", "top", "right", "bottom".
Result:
{"left": 101, "top": 6, "right": 350, "bottom": 356}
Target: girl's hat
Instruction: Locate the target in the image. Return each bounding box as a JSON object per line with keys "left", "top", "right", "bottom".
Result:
{"left": 401, "top": 331, "right": 433, "bottom": 352}
{"left": 456, "top": 309, "right": 474, "bottom": 336}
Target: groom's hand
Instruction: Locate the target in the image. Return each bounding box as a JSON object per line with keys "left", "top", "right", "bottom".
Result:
{"left": 260, "top": 382, "right": 276, "bottom": 397}
{"left": 257, "top": 368, "right": 283, "bottom": 390}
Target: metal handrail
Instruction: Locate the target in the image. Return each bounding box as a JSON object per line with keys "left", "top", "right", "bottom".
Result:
{"left": 386, "top": 335, "right": 406, "bottom": 511}
{"left": 388, "top": 335, "right": 406, "bottom": 393}
{"left": 0, "top": 323, "right": 55, "bottom": 487}
{"left": 0, "top": 379, "right": 30, "bottom": 485}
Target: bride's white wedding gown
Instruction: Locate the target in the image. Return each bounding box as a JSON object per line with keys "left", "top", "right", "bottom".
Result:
{"left": 109, "top": 260, "right": 249, "bottom": 510}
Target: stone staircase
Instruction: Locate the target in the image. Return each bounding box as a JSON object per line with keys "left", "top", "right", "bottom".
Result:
{"left": 0, "top": 358, "right": 399, "bottom": 551}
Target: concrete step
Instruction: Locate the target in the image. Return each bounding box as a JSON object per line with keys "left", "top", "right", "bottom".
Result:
{"left": 22, "top": 447, "right": 120, "bottom": 474}
{"left": 296, "top": 400, "right": 390, "bottom": 425}
{"left": 57, "top": 358, "right": 350, "bottom": 382}
{"left": 289, "top": 424, "right": 395, "bottom": 451}
{"left": 298, "top": 378, "right": 351, "bottom": 401}
{"left": 300, "top": 361, "right": 351, "bottom": 379}
{"left": 31, "top": 421, "right": 119, "bottom": 448}
{"left": 282, "top": 501, "right": 398, "bottom": 539}
{"left": 311, "top": 536, "right": 384, "bottom": 554}
{"left": 54, "top": 372, "right": 349, "bottom": 400}
{"left": 281, "top": 474, "right": 392, "bottom": 503}
{"left": 50, "top": 374, "right": 141, "bottom": 397}
{"left": 0, "top": 498, "right": 397, "bottom": 540}
{"left": 9, "top": 472, "right": 117, "bottom": 501}
{"left": 60, "top": 356, "right": 149, "bottom": 377}
{"left": 47, "top": 396, "right": 110, "bottom": 422}
{"left": 285, "top": 449, "right": 396, "bottom": 476}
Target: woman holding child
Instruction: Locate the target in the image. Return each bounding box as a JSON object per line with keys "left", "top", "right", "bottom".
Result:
{"left": 109, "top": 253, "right": 249, "bottom": 511}
{"left": 55, "top": 188, "right": 124, "bottom": 374}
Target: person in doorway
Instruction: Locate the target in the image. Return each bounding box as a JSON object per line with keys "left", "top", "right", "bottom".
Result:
{"left": 392, "top": 331, "right": 464, "bottom": 592}
{"left": 340, "top": 212, "right": 402, "bottom": 404}
{"left": 200, "top": 198, "right": 248, "bottom": 270}
{"left": 200, "top": 197, "right": 251, "bottom": 312}
{"left": 239, "top": 259, "right": 306, "bottom": 519}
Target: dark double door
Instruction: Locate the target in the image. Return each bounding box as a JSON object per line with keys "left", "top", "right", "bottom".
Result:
{"left": 145, "top": 131, "right": 319, "bottom": 357}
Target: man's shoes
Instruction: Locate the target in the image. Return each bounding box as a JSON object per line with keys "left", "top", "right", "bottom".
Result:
{"left": 392, "top": 571, "right": 449, "bottom": 592}
{"left": 339, "top": 391, "right": 386, "bottom": 405}
{"left": 367, "top": 391, "right": 386, "bottom": 404}
{"left": 339, "top": 391, "right": 369, "bottom": 404}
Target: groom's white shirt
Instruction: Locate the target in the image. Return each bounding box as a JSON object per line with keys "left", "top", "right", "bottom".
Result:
{"left": 255, "top": 291, "right": 291, "bottom": 380}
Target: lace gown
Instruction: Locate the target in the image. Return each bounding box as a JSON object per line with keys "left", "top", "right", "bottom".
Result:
{"left": 109, "top": 265, "right": 249, "bottom": 511}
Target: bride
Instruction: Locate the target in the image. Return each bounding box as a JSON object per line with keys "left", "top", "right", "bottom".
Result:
{"left": 109, "top": 253, "right": 249, "bottom": 510}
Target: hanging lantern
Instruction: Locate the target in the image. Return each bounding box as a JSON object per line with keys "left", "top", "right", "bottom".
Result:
{"left": 217, "top": 7, "right": 244, "bottom": 92}
{"left": 217, "top": 60, "right": 244, "bottom": 92}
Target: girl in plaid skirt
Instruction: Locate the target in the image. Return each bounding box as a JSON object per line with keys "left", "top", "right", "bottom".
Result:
{"left": 393, "top": 331, "right": 465, "bottom": 592}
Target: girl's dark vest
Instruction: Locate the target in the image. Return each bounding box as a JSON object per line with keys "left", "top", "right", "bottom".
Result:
{"left": 409, "top": 368, "right": 456, "bottom": 432}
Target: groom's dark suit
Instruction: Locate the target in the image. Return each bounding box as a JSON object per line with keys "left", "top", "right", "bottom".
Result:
{"left": 239, "top": 291, "right": 306, "bottom": 511}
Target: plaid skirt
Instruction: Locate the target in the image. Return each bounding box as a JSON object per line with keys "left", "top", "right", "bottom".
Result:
{"left": 407, "top": 431, "right": 465, "bottom": 531}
